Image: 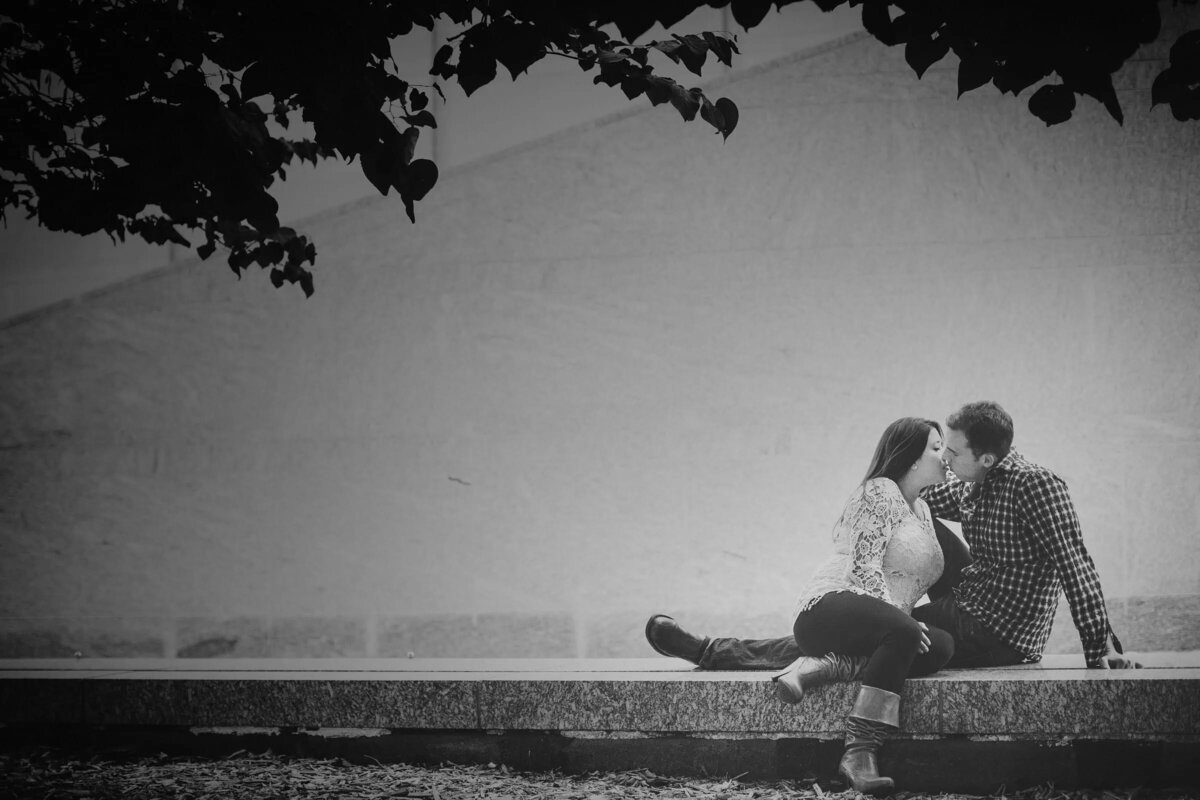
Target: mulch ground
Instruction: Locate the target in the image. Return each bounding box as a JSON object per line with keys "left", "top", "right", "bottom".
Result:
{"left": 0, "top": 752, "right": 1195, "bottom": 800}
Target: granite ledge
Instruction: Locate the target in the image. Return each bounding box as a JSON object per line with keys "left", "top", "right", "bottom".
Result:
{"left": 2, "top": 655, "right": 1197, "bottom": 739}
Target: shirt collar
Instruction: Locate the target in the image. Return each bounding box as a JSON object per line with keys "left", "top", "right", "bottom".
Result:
{"left": 982, "top": 449, "right": 1022, "bottom": 483}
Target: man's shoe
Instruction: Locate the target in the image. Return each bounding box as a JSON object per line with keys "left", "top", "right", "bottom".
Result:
{"left": 645, "top": 614, "right": 709, "bottom": 664}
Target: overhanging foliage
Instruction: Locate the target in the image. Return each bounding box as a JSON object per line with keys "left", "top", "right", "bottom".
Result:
{"left": 1, "top": 1, "right": 1196, "bottom": 296}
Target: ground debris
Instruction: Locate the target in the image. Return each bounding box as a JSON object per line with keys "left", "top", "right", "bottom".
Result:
{"left": 0, "top": 753, "right": 1195, "bottom": 800}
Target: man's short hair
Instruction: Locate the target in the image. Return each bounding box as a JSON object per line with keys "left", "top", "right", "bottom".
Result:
{"left": 947, "top": 401, "right": 1013, "bottom": 460}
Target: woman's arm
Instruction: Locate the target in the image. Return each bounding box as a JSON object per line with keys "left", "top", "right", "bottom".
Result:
{"left": 846, "top": 479, "right": 906, "bottom": 604}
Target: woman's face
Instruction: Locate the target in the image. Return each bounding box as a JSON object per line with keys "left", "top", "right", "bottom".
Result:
{"left": 911, "top": 427, "right": 948, "bottom": 489}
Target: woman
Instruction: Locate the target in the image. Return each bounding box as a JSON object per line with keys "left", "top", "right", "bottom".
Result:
{"left": 771, "top": 416, "right": 958, "bottom": 794}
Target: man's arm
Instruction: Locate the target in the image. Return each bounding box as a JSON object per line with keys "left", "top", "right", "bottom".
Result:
{"left": 1019, "top": 472, "right": 1114, "bottom": 667}
{"left": 920, "top": 479, "right": 963, "bottom": 522}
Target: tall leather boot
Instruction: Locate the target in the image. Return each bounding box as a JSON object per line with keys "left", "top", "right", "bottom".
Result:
{"left": 770, "top": 653, "right": 867, "bottom": 704}
{"left": 838, "top": 685, "right": 900, "bottom": 795}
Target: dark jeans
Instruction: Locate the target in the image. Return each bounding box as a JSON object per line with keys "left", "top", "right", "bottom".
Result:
{"left": 794, "top": 591, "right": 954, "bottom": 693}
{"left": 696, "top": 518, "right": 1023, "bottom": 671}
{"left": 910, "top": 594, "right": 1024, "bottom": 668}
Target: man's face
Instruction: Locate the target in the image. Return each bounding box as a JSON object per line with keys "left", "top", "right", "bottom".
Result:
{"left": 943, "top": 428, "right": 994, "bottom": 483}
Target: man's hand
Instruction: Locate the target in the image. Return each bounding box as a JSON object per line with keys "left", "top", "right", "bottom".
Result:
{"left": 1106, "top": 655, "right": 1143, "bottom": 669}
{"left": 1087, "top": 655, "right": 1144, "bottom": 669}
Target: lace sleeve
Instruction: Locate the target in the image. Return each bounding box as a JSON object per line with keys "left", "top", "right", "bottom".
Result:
{"left": 846, "top": 479, "right": 906, "bottom": 603}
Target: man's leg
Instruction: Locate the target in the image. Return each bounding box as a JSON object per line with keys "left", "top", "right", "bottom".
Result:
{"left": 645, "top": 615, "right": 801, "bottom": 670}
{"left": 911, "top": 595, "right": 1025, "bottom": 668}
{"left": 700, "top": 633, "right": 804, "bottom": 670}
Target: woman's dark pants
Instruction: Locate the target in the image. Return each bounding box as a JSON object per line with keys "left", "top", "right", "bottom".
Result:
{"left": 793, "top": 591, "right": 954, "bottom": 693}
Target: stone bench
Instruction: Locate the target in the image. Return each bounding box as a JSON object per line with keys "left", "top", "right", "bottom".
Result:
{"left": 2, "top": 653, "right": 1198, "bottom": 792}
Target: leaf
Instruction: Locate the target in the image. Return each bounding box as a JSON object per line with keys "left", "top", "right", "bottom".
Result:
{"left": 229, "top": 247, "right": 253, "bottom": 276}
{"left": 730, "top": 0, "right": 773, "bottom": 31}
{"left": 715, "top": 97, "right": 738, "bottom": 140}
{"left": 400, "top": 127, "right": 419, "bottom": 166}
{"left": 456, "top": 35, "right": 497, "bottom": 96}
{"left": 619, "top": 76, "right": 645, "bottom": 101}
{"left": 1169, "top": 89, "right": 1200, "bottom": 122}
{"left": 905, "top": 33, "right": 949, "bottom": 79}
{"left": 861, "top": 0, "right": 898, "bottom": 47}
{"left": 668, "top": 85, "right": 702, "bottom": 121}
{"left": 430, "top": 44, "right": 454, "bottom": 79}
{"left": 1169, "top": 28, "right": 1200, "bottom": 73}
{"left": 393, "top": 159, "right": 438, "bottom": 223}
{"left": 672, "top": 35, "right": 708, "bottom": 76}
{"left": 701, "top": 32, "right": 737, "bottom": 68}
{"left": 643, "top": 75, "right": 673, "bottom": 106}
{"left": 409, "top": 88, "right": 428, "bottom": 111}
{"left": 956, "top": 49, "right": 993, "bottom": 97}
{"left": 700, "top": 97, "right": 724, "bottom": 132}
{"left": 298, "top": 267, "right": 315, "bottom": 298}
{"left": 360, "top": 129, "right": 409, "bottom": 196}
{"left": 1077, "top": 75, "right": 1124, "bottom": 125}
{"left": 992, "top": 58, "right": 1050, "bottom": 96}
{"left": 239, "top": 60, "right": 277, "bottom": 101}
{"left": 1150, "top": 67, "right": 1176, "bottom": 108}
{"left": 1027, "top": 83, "right": 1076, "bottom": 126}
{"left": 403, "top": 109, "right": 437, "bottom": 128}
{"left": 404, "top": 159, "right": 438, "bottom": 202}
{"left": 384, "top": 74, "right": 410, "bottom": 99}
{"left": 491, "top": 20, "right": 546, "bottom": 79}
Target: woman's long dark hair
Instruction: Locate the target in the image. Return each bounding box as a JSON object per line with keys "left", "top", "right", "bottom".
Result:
{"left": 862, "top": 417, "right": 943, "bottom": 485}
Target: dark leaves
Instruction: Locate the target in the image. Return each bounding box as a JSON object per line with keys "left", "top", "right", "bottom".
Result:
{"left": 1151, "top": 28, "right": 1200, "bottom": 121}
{"left": 456, "top": 32, "right": 498, "bottom": 96}
{"left": 669, "top": 85, "right": 703, "bottom": 120}
{"left": 431, "top": 43, "right": 455, "bottom": 79}
{"left": 699, "top": 96, "right": 741, "bottom": 140}
{"left": 955, "top": 46, "right": 993, "bottom": 97}
{"left": 403, "top": 110, "right": 438, "bottom": 128}
{"left": 5, "top": 0, "right": 1194, "bottom": 302}
{"left": 490, "top": 18, "right": 547, "bottom": 79}
{"left": 730, "top": 0, "right": 773, "bottom": 31}
{"left": 714, "top": 97, "right": 738, "bottom": 139}
{"left": 905, "top": 32, "right": 949, "bottom": 79}
{"left": 405, "top": 160, "right": 439, "bottom": 203}
{"left": 649, "top": 33, "right": 739, "bottom": 76}
{"left": 1028, "top": 83, "right": 1076, "bottom": 126}
{"left": 861, "top": 0, "right": 899, "bottom": 47}
{"left": 395, "top": 160, "right": 440, "bottom": 223}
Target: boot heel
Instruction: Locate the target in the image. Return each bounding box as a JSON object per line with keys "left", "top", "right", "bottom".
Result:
{"left": 770, "top": 656, "right": 808, "bottom": 704}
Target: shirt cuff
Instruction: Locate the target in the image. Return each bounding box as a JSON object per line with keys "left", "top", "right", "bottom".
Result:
{"left": 1084, "top": 642, "right": 1109, "bottom": 666}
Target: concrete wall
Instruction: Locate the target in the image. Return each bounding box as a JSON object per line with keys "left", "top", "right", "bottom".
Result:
{"left": 2, "top": 17, "right": 1198, "bottom": 659}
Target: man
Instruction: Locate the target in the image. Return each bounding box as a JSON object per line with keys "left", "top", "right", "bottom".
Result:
{"left": 646, "top": 401, "right": 1137, "bottom": 671}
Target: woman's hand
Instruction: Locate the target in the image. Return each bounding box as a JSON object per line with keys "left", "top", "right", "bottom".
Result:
{"left": 917, "top": 621, "right": 931, "bottom": 654}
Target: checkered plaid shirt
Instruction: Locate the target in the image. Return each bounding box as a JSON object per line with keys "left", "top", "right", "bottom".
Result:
{"left": 921, "top": 450, "right": 1116, "bottom": 665}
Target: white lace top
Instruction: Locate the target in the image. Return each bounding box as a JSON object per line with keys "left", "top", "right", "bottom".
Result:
{"left": 792, "top": 477, "right": 944, "bottom": 618}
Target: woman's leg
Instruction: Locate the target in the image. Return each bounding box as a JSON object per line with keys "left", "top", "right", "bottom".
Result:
{"left": 793, "top": 591, "right": 928, "bottom": 694}
{"left": 792, "top": 591, "right": 940, "bottom": 795}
